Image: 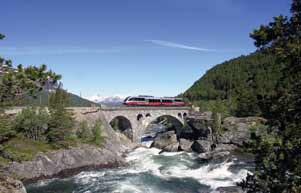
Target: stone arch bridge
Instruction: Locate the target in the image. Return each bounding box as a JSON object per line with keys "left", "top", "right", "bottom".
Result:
{"left": 7, "top": 106, "right": 190, "bottom": 143}
{"left": 101, "top": 106, "right": 189, "bottom": 142}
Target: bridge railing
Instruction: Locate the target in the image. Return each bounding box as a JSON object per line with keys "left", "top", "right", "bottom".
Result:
{"left": 101, "top": 106, "right": 191, "bottom": 111}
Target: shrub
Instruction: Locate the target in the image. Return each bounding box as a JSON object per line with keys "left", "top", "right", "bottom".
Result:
{"left": 92, "top": 119, "right": 102, "bottom": 146}
{"left": 14, "top": 107, "right": 49, "bottom": 141}
{"left": 0, "top": 114, "right": 15, "bottom": 143}
{"left": 76, "top": 120, "right": 93, "bottom": 141}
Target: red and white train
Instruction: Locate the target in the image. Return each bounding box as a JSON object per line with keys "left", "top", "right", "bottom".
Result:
{"left": 123, "top": 95, "right": 185, "bottom": 106}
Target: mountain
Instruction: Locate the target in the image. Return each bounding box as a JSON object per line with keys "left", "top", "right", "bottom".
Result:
{"left": 21, "top": 91, "right": 100, "bottom": 107}
{"left": 183, "top": 51, "right": 284, "bottom": 116}
{"left": 85, "top": 95, "right": 125, "bottom": 106}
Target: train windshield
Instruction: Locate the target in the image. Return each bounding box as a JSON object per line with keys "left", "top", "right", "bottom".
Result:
{"left": 124, "top": 97, "right": 130, "bottom": 102}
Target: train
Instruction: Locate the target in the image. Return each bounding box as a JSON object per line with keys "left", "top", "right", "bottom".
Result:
{"left": 123, "top": 95, "right": 185, "bottom": 106}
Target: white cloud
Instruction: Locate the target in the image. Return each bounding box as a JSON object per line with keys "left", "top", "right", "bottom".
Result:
{"left": 0, "top": 46, "right": 120, "bottom": 55}
{"left": 145, "top": 39, "right": 216, "bottom": 52}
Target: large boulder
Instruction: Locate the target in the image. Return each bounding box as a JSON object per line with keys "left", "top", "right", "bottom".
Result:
{"left": 179, "top": 138, "right": 193, "bottom": 152}
{"left": 0, "top": 175, "right": 26, "bottom": 193}
{"left": 186, "top": 115, "right": 212, "bottom": 139}
{"left": 198, "top": 151, "right": 231, "bottom": 161}
{"left": 151, "top": 131, "right": 177, "bottom": 149}
{"left": 6, "top": 145, "right": 125, "bottom": 182}
{"left": 177, "top": 126, "right": 196, "bottom": 140}
{"left": 177, "top": 112, "right": 213, "bottom": 141}
{"left": 191, "top": 139, "right": 212, "bottom": 153}
{"left": 218, "top": 117, "right": 266, "bottom": 146}
{"left": 161, "top": 142, "right": 180, "bottom": 153}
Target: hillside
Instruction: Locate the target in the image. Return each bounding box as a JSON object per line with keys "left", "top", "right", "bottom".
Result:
{"left": 183, "top": 51, "right": 284, "bottom": 116}
{"left": 21, "top": 91, "right": 100, "bottom": 107}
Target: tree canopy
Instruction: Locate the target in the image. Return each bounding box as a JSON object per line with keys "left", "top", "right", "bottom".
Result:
{"left": 238, "top": 0, "right": 301, "bottom": 192}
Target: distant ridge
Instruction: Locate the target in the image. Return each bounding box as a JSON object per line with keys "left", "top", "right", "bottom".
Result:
{"left": 20, "top": 91, "right": 100, "bottom": 107}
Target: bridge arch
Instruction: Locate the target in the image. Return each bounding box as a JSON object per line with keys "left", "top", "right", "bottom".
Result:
{"left": 141, "top": 114, "right": 184, "bottom": 141}
{"left": 149, "top": 114, "right": 183, "bottom": 129}
{"left": 137, "top": 114, "right": 143, "bottom": 121}
{"left": 101, "top": 106, "right": 190, "bottom": 142}
{"left": 109, "top": 116, "right": 133, "bottom": 140}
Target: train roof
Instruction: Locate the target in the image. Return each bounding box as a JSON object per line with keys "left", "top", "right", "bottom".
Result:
{"left": 137, "top": 95, "right": 154, "bottom": 97}
{"left": 126, "top": 96, "right": 183, "bottom": 100}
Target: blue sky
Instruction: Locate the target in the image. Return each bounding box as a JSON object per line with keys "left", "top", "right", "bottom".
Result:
{"left": 1, "top": 0, "right": 290, "bottom": 99}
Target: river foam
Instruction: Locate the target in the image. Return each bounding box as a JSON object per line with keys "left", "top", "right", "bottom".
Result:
{"left": 26, "top": 145, "right": 252, "bottom": 193}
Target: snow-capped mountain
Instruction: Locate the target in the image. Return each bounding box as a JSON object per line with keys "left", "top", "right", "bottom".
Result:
{"left": 85, "top": 95, "right": 125, "bottom": 106}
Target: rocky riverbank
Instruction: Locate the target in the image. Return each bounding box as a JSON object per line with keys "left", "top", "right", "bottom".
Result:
{"left": 0, "top": 111, "right": 264, "bottom": 193}
{"left": 151, "top": 112, "right": 266, "bottom": 160}
{"left": 5, "top": 145, "right": 126, "bottom": 183}
{"left": 0, "top": 145, "right": 128, "bottom": 193}
{"left": 0, "top": 176, "right": 26, "bottom": 193}
{"left": 148, "top": 112, "right": 265, "bottom": 193}
{"left": 0, "top": 110, "right": 137, "bottom": 193}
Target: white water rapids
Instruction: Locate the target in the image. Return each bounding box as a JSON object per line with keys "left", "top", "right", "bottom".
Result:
{"left": 26, "top": 142, "right": 252, "bottom": 193}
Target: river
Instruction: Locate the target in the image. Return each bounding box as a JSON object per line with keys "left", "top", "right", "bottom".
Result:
{"left": 26, "top": 141, "right": 253, "bottom": 193}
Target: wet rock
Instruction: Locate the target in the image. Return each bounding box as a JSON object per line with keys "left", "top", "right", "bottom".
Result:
{"left": 6, "top": 145, "right": 125, "bottom": 182}
{"left": 161, "top": 142, "right": 180, "bottom": 152}
{"left": 151, "top": 131, "right": 177, "bottom": 149}
{"left": 0, "top": 175, "right": 26, "bottom": 193}
{"left": 214, "top": 144, "right": 238, "bottom": 152}
{"left": 184, "top": 114, "right": 213, "bottom": 140}
{"left": 215, "top": 186, "right": 246, "bottom": 193}
{"left": 218, "top": 117, "right": 266, "bottom": 146}
{"left": 177, "top": 126, "right": 196, "bottom": 140}
{"left": 191, "top": 139, "right": 212, "bottom": 153}
{"left": 179, "top": 138, "right": 193, "bottom": 152}
{"left": 198, "top": 151, "right": 231, "bottom": 161}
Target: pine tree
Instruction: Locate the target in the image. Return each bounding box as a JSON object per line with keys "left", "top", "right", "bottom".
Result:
{"left": 47, "top": 89, "right": 74, "bottom": 147}
{"left": 14, "top": 107, "right": 49, "bottom": 141}
{"left": 92, "top": 119, "right": 102, "bottom": 146}
{"left": 0, "top": 34, "right": 61, "bottom": 143}
{"left": 239, "top": 0, "right": 301, "bottom": 192}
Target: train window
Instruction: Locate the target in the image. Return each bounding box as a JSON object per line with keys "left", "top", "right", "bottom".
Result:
{"left": 129, "top": 97, "right": 145, "bottom": 101}
{"left": 149, "top": 99, "right": 161, "bottom": 103}
{"left": 162, "top": 100, "right": 172, "bottom": 103}
{"left": 175, "top": 99, "right": 183, "bottom": 102}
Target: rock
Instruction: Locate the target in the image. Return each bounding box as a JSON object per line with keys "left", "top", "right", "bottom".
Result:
{"left": 151, "top": 131, "right": 177, "bottom": 149}
{"left": 6, "top": 145, "right": 125, "bottom": 182}
{"left": 191, "top": 140, "right": 212, "bottom": 153}
{"left": 218, "top": 117, "right": 266, "bottom": 146}
{"left": 177, "top": 112, "right": 213, "bottom": 141}
{"left": 215, "top": 186, "right": 246, "bottom": 193}
{"left": 198, "top": 151, "right": 231, "bottom": 161}
{"left": 214, "top": 144, "right": 238, "bottom": 152}
{"left": 161, "top": 142, "right": 180, "bottom": 152}
{"left": 0, "top": 175, "right": 26, "bottom": 193}
{"left": 177, "top": 126, "right": 196, "bottom": 140}
{"left": 179, "top": 138, "right": 193, "bottom": 152}
{"left": 185, "top": 116, "right": 212, "bottom": 140}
